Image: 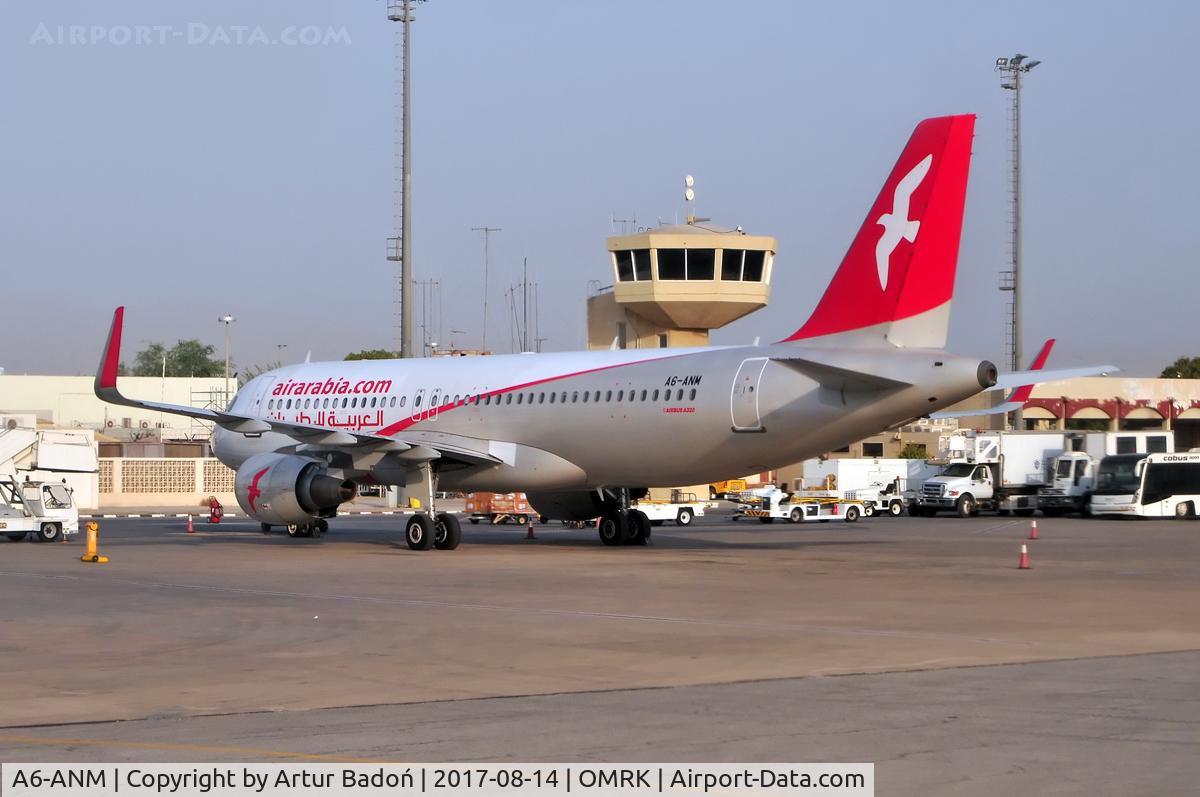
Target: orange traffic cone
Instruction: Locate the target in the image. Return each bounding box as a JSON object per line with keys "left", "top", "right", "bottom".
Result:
{"left": 525, "top": 524, "right": 537, "bottom": 540}
{"left": 186, "top": 514, "right": 194, "bottom": 534}
{"left": 1029, "top": 519, "right": 1039, "bottom": 540}
{"left": 1017, "top": 543, "right": 1031, "bottom": 570}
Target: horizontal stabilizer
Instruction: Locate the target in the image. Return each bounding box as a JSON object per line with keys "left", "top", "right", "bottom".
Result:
{"left": 929, "top": 401, "right": 1022, "bottom": 420}
{"left": 773, "top": 355, "right": 911, "bottom": 393}
{"left": 986, "top": 365, "right": 1118, "bottom": 392}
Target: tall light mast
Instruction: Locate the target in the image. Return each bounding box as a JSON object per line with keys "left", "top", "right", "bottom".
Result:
{"left": 996, "top": 52, "right": 1040, "bottom": 430}
{"left": 386, "top": 0, "right": 426, "bottom": 358}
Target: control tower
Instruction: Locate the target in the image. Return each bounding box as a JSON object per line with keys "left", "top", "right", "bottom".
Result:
{"left": 587, "top": 221, "right": 776, "bottom": 350}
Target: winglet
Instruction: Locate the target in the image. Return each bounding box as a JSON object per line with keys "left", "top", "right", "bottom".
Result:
{"left": 95, "top": 306, "right": 125, "bottom": 400}
{"left": 1006, "top": 338, "right": 1055, "bottom": 405}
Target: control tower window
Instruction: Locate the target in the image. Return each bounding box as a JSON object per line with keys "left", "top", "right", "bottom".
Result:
{"left": 614, "top": 250, "right": 634, "bottom": 282}
{"left": 658, "top": 248, "right": 686, "bottom": 280}
{"left": 722, "top": 249, "right": 745, "bottom": 280}
{"left": 688, "top": 249, "right": 715, "bottom": 280}
{"left": 743, "top": 250, "right": 766, "bottom": 281}
{"left": 633, "top": 249, "right": 652, "bottom": 281}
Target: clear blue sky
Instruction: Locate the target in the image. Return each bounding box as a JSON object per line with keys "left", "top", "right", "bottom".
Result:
{"left": 1, "top": 0, "right": 1195, "bottom": 376}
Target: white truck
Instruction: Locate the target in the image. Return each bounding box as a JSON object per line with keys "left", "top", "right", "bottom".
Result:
{"left": 1037, "top": 431, "right": 1173, "bottom": 516}
{"left": 633, "top": 491, "right": 706, "bottom": 526}
{"left": 799, "top": 458, "right": 938, "bottom": 518}
{"left": 916, "top": 430, "right": 1174, "bottom": 518}
{"left": 915, "top": 431, "right": 1071, "bottom": 517}
{"left": 738, "top": 491, "right": 866, "bottom": 523}
{"left": 0, "top": 477, "right": 80, "bottom": 542}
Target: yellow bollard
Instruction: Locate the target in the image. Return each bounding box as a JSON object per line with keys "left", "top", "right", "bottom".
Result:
{"left": 79, "top": 521, "right": 109, "bottom": 564}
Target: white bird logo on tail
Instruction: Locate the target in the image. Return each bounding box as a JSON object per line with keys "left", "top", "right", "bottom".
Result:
{"left": 874, "top": 153, "right": 932, "bottom": 290}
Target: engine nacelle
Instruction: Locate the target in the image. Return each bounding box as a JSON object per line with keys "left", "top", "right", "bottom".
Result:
{"left": 234, "top": 452, "right": 356, "bottom": 525}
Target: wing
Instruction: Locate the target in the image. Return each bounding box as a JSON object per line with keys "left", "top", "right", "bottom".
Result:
{"left": 93, "top": 307, "right": 502, "bottom": 467}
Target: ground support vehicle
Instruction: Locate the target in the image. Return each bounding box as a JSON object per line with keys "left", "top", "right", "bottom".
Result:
{"left": 633, "top": 494, "right": 706, "bottom": 526}
{"left": 916, "top": 430, "right": 1174, "bottom": 518}
{"left": 800, "top": 458, "right": 934, "bottom": 517}
{"left": 738, "top": 491, "right": 865, "bottom": 524}
{"left": 708, "top": 479, "right": 747, "bottom": 500}
{"left": 1037, "top": 432, "right": 1173, "bottom": 516}
{"left": 465, "top": 492, "right": 538, "bottom": 525}
{"left": 0, "top": 477, "right": 79, "bottom": 542}
{"left": 1090, "top": 452, "right": 1200, "bottom": 518}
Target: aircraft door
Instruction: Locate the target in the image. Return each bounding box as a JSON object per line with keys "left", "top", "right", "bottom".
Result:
{"left": 248, "top": 377, "right": 278, "bottom": 414}
{"left": 731, "top": 357, "right": 769, "bottom": 432}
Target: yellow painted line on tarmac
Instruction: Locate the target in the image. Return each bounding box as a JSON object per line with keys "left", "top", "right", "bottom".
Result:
{"left": 0, "top": 734, "right": 387, "bottom": 763}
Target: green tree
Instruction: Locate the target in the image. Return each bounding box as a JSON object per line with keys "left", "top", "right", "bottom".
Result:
{"left": 1160, "top": 357, "right": 1200, "bottom": 379}
{"left": 899, "top": 442, "right": 928, "bottom": 459}
{"left": 131, "top": 340, "right": 225, "bottom": 377}
{"left": 345, "top": 349, "right": 398, "bottom": 361}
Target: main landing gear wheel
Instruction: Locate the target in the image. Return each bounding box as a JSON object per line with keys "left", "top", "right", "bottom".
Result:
{"left": 626, "top": 510, "right": 651, "bottom": 545}
{"left": 598, "top": 511, "right": 629, "bottom": 546}
{"left": 37, "top": 523, "right": 61, "bottom": 542}
{"left": 313, "top": 518, "right": 329, "bottom": 537}
{"left": 405, "top": 514, "right": 435, "bottom": 550}
{"left": 676, "top": 507, "right": 694, "bottom": 526}
{"left": 434, "top": 513, "right": 462, "bottom": 550}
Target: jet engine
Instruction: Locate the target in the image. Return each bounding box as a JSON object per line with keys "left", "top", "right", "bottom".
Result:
{"left": 234, "top": 452, "right": 356, "bottom": 525}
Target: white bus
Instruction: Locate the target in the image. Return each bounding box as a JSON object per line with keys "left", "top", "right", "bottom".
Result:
{"left": 1089, "top": 452, "right": 1200, "bottom": 518}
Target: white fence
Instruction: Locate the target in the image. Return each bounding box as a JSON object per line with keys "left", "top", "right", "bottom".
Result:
{"left": 98, "top": 457, "right": 236, "bottom": 508}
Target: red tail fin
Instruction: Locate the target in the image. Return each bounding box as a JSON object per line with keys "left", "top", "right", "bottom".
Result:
{"left": 783, "top": 114, "right": 975, "bottom": 347}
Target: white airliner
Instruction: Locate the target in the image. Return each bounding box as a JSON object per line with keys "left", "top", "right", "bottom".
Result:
{"left": 94, "top": 114, "right": 1113, "bottom": 550}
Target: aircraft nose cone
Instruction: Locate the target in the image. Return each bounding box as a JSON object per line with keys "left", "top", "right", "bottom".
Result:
{"left": 977, "top": 360, "right": 998, "bottom": 388}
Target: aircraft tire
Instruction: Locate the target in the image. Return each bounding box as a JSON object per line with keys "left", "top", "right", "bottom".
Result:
{"left": 598, "top": 511, "right": 629, "bottom": 546}
{"left": 434, "top": 513, "right": 462, "bottom": 550}
{"left": 405, "top": 514, "right": 436, "bottom": 550}
{"left": 286, "top": 524, "right": 303, "bottom": 538}
{"left": 626, "top": 510, "right": 651, "bottom": 545}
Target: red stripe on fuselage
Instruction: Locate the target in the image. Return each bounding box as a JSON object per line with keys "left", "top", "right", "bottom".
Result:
{"left": 373, "top": 350, "right": 702, "bottom": 437}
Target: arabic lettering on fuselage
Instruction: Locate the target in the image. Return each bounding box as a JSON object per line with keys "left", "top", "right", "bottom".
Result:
{"left": 283, "top": 410, "right": 385, "bottom": 431}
